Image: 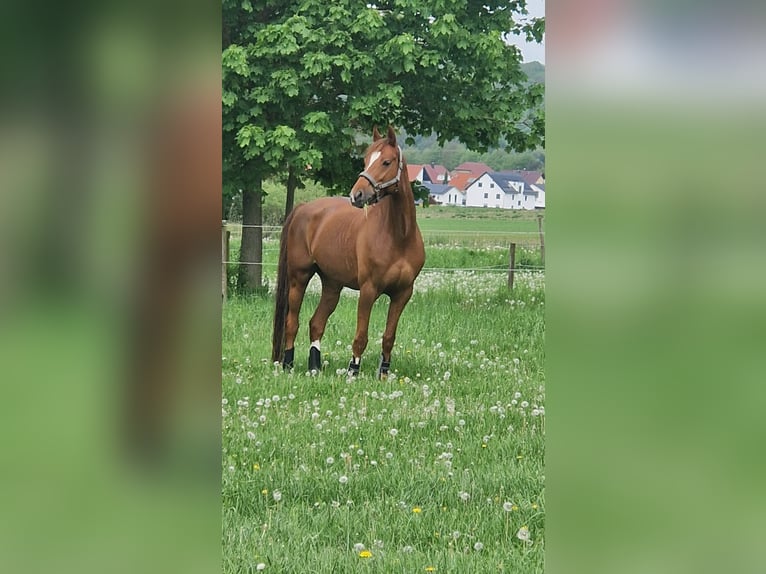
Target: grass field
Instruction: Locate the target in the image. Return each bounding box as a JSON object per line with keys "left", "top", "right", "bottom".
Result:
{"left": 222, "top": 209, "right": 545, "bottom": 573}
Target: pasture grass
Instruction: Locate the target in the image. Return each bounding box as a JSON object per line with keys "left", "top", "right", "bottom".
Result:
{"left": 222, "top": 265, "right": 545, "bottom": 573}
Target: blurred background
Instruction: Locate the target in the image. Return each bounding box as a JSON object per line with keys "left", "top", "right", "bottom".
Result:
{"left": 0, "top": 1, "right": 220, "bottom": 572}
{"left": 547, "top": 1, "right": 766, "bottom": 573}
{"left": 1, "top": 0, "right": 765, "bottom": 572}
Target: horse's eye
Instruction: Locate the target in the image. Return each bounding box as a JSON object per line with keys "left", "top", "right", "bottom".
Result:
{"left": 382, "top": 160, "right": 392, "bottom": 166}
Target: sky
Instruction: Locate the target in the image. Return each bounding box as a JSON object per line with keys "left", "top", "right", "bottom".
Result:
{"left": 515, "top": 0, "right": 545, "bottom": 63}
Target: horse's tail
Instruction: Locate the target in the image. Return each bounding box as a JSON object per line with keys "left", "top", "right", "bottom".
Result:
{"left": 271, "top": 211, "right": 293, "bottom": 362}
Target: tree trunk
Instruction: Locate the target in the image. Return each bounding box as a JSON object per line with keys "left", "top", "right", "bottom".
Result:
{"left": 238, "top": 178, "right": 263, "bottom": 293}
{"left": 285, "top": 163, "right": 297, "bottom": 220}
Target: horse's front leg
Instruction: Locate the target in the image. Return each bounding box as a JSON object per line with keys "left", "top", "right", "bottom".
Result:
{"left": 348, "top": 284, "right": 378, "bottom": 376}
{"left": 378, "top": 286, "right": 414, "bottom": 379}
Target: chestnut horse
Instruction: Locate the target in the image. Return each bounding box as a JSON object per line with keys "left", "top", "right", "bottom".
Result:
{"left": 271, "top": 126, "right": 425, "bottom": 378}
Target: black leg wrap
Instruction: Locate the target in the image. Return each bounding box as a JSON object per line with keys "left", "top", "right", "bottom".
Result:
{"left": 282, "top": 348, "right": 294, "bottom": 370}
{"left": 347, "top": 358, "right": 360, "bottom": 377}
{"left": 377, "top": 354, "right": 391, "bottom": 379}
{"left": 308, "top": 347, "right": 322, "bottom": 372}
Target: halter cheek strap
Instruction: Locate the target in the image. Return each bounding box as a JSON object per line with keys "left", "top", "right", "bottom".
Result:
{"left": 357, "top": 146, "right": 403, "bottom": 204}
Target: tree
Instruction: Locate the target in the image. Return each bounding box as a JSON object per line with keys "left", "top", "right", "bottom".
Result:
{"left": 223, "top": 0, "right": 544, "bottom": 291}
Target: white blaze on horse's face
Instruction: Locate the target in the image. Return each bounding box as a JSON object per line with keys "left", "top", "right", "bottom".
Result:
{"left": 366, "top": 151, "right": 381, "bottom": 170}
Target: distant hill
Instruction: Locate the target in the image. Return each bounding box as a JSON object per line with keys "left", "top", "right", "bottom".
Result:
{"left": 521, "top": 61, "right": 545, "bottom": 85}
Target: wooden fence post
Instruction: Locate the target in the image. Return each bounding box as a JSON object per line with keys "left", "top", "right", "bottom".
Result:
{"left": 507, "top": 242, "right": 516, "bottom": 290}
{"left": 222, "top": 220, "right": 229, "bottom": 301}
{"left": 537, "top": 214, "right": 545, "bottom": 266}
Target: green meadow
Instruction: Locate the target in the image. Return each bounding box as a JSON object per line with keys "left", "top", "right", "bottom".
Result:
{"left": 222, "top": 207, "right": 545, "bottom": 573}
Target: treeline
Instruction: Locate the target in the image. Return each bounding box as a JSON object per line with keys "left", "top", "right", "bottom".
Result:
{"left": 402, "top": 133, "right": 545, "bottom": 172}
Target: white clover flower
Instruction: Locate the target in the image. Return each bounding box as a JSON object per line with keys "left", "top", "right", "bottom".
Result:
{"left": 331, "top": 500, "right": 340, "bottom": 508}
{"left": 452, "top": 531, "right": 461, "bottom": 539}
{"left": 521, "top": 401, "right": 529, "bottom": 408}
{"left": 513, "top": 392, "right": 522, "bottom": 399}
{"left": 473, "top": 542, "right": 484, "bottom": 551}
{"left": 503, "top": 501, "right": 514, "bottom": 512}
{"left": 272, "top": 490, "right": 282, "bottom": 502}
{"left": 389, "top": 428, "right": 398, "bottom": 437}
{"left": 256, "top": 563, "right": 266, "bottom": 571}
{"left": 246, "top": 431, "right": 256, "bottom": 440}
{"left": 353, "top": 543, "right": 365, "bottom": 552}
{"left": 339, "top": 475, "right": 348, "bottom": 484}
{"left": 458, "top": 491, "right": 470, "bottom": 502}
{"left": 326, "top": 456, "right": 334, "bottom": 465}
{"left": 517, "top": 526, "right": 531, "bottom": 543}
{"left": 402, "top": 545, "right": 414, "bottom": 553}
{"left": 385, "top": 452, "right": 393, "bottom": 459}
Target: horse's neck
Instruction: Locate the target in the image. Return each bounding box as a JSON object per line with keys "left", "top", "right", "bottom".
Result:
{"left": 381, "top": 179, "right": 417, "bottom": 243}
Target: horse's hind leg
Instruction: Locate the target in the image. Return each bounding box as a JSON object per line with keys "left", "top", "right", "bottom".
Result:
{"left": 283, "top": 269, "right": 312, "bottom": 370}
{"left": 378, "top": 286, "right": 414, "bottom": 379}
{"left": 308, "top": 279, "right": 342, "bottom": 372}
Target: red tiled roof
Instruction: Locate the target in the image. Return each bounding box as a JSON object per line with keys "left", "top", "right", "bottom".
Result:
{"left": 407, "top": 164, "right": 423, "bottom": 181}
{"left": 446, "top": 172, "right": 474, "bottom": 191}
{"left": 453, "top": 162, "right": 492, "bottom": 177}
{"left": 422, "top": 164, "right": 449, "bottom": 183}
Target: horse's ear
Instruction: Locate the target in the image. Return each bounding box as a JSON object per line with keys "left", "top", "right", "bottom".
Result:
{"left": 386, "top": 125, "right": 397, "bottom": 146}
{"left": 372, "top": 126, "right": 383, "bottom": 141}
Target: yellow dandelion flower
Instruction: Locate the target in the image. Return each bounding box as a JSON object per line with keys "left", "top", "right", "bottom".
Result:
{"left": 531, "top": 503, "right": 538, "bottom": 510}
{"left": 413, "top": 506, "right": 422, "bottom": 513}
{"left": 481, "top": 444, "right": 487, "bottom": 448}
{"left": 425, "top": 567, "right": 436, "bottom": 572}
{"left": 359, "top": 550, "right": 372, "bottom": 558}
{"left": 512, "top": 505, "right": 519, "bottom": 511}
{"left": 261, "top": 489, "right": 268, "bottom": 495}
{"left": 253, "top": 463, "right": 260, "bottom": 471}
{"left": 516, "top": 455, "right": 523, "bottom": 459}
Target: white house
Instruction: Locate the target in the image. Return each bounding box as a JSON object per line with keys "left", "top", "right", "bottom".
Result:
{"left": 422, "top": 182, "right": 451, "bottom": 205}
{"left": 531, "top": 183, "right": 545, "bottom": 209}
{"left": 442, "top": 187, "right": 466, "bottom": 206}
{"left": 464, "top": 172, "right": 538, "bottom": 210}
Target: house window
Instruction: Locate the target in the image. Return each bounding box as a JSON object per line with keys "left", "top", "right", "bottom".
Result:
{"left": 490, "top": 183, "right": 495, "bottom": 188}
{"left": 483, "top": 192, "right": 488, "bottom": 199}
{"left": 517, "top": 200, "right": 521, "bottom": 206}
{"left": 478, "top": 182, "right": 482, "bottom": 187}
{"left": 462, "top": 199, "right": 466, "bottom": 206}
{"left": 496, "top": 193, "right": 500, "bottom": 200}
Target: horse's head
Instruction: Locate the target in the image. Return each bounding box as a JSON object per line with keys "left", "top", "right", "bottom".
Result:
{"left": 350, "top": 125, "right": 403, "bottom": 208}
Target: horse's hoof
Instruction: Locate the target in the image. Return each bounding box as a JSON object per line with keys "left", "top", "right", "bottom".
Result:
{"left": 282, "top": 348, "right": 295, "bottom": 371}
{"left": 308, "top": 347, "right": 322, "bottom": 372}
{"left": 377, "top": 354, "right": 391, "bottom": 380}
{"left": 347, "top": 358, "right": 360, "bottom": 377}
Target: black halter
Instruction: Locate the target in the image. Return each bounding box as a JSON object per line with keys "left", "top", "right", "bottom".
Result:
{"left": 357, "top": 145, "right": 403, "bottom": 205}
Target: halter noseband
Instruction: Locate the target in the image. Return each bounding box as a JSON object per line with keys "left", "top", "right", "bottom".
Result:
{"left": 357, "top": 145, "right": 403, "bottom": 205}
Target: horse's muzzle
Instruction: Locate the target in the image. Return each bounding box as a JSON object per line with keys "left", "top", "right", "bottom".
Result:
{"left": 350, "top": 188, "right": 376, "bottom": 208}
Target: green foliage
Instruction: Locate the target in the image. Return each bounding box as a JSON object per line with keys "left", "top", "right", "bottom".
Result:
{"left": 223, "top": 0, "right": 545, "bottom": 197}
